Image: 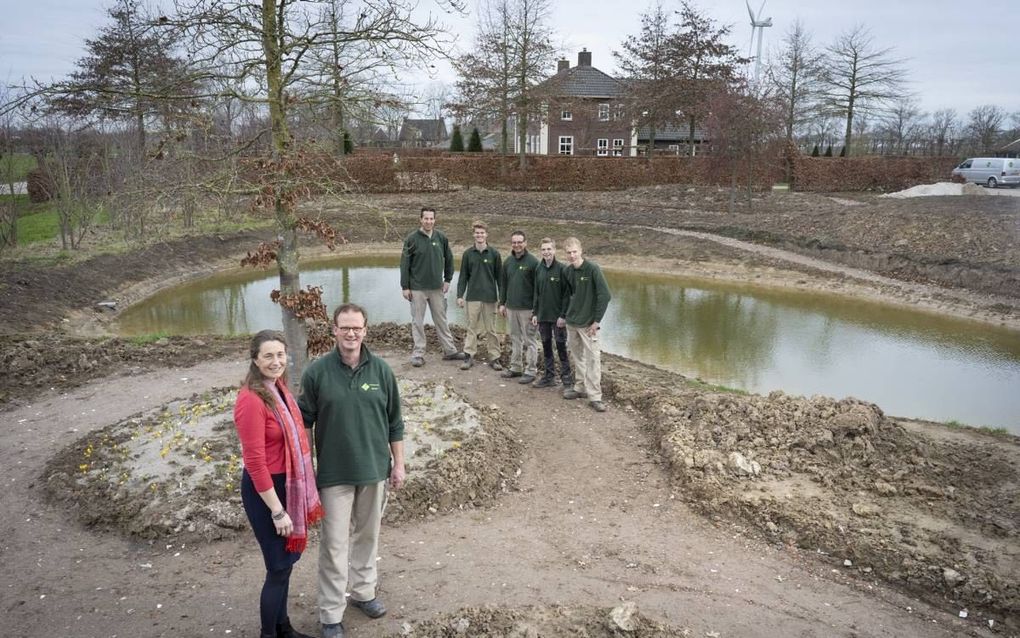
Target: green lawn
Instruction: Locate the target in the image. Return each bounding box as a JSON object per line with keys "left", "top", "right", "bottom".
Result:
{"left": 1, "top": 153, "right": 37, "bottom": 183}
{"left": 14, "top": 201, "right": 60, "bottom": 243}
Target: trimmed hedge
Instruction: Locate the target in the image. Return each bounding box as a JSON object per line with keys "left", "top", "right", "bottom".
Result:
{"left": 789, "top": 156, "right": 960, "bottom": 192}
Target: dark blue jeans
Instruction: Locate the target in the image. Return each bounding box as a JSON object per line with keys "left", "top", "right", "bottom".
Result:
{"left": 242, "top": 470, "right": 302, "bottom": 634}
{"left": 537, "top": 320, "right": 571, "bottom": 381}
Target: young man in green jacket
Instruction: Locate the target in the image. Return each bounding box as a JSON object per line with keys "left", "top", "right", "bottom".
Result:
{"left": 456, "top": 220, "right": 503, "bottom": 371}
{"left": 498, "top": 230, "right": 540, "bottom": 384}
{"left": 299, "top": 304, "right": 405, "bottom": 638}
{"left": 399, "top": 207, "right": 465, "bottom": 367}
{"left": 562, "top": 237, "right": 612, "bottom": 412}
{"left": 530, "top": 237, "right": 572, "bottom": 388}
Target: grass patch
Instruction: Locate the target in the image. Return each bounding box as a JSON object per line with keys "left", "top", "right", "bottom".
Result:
{"left": 684, "top": 377, "right": 748, "bottom": 394}
{"left": 941, "top": 419, "right": 1011, "bottom": 438}
{"left": 129, "top": 331, "right": 171, "bottom": 345}
{"left": 0, "top": 153, "right": 36, "bottom": 182}
{"left": 15, "top": 204, "right": 60, "bottom": 243}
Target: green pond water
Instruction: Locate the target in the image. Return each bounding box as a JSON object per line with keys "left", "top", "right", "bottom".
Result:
{"left": 117, "top": 256, "right": 1020, "bottom": 433}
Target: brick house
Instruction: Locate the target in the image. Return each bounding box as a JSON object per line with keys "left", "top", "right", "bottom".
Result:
{"left": 519, "top": 49, "right": 635, "bottom": 157}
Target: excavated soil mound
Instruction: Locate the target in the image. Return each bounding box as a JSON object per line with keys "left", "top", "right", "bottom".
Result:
{"left": 43, "top": 373, "right": 521, "bottom": 542}
{"left": 603, "top": 356, "right": 1020, "bottom": 628}
{"left": 389, "top": 603, "right": 688, "bottom": 637}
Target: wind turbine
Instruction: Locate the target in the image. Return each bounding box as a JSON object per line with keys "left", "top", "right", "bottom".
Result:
{"left": 746, "top": 0, "right": 773, "bottom": 85}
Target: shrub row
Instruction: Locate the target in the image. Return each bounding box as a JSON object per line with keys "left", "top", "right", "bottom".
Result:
{"left": 789, "top": 156, "right": 960, "bottom": 192}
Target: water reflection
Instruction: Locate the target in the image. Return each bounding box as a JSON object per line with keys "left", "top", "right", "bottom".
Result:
{"left": 117, "top": 257, "right": 1020, "bottom": 432}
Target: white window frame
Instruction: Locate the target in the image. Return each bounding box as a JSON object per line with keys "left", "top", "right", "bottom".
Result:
{"left": 561, "top": 109, "right": 572, "bottom": 121}
{"left": 598, "top": 103, "right": 610, "bottom": 121}
{"left": 612, "top": 138, "right": 624, "bottom": 157}
{"left": 596, "top": 138, "right": 609, "bottom": 156}
{"left": 558, "top": 136, "right": 574, "bottom": 155}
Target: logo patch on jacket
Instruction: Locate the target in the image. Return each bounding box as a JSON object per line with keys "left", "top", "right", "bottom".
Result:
{"left": 360, "top": 382, "right": 381, "bottom": 391}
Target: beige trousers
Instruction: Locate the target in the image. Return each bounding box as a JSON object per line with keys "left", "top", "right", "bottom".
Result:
{"left": 317, "top": 482, "right": 386, "bottom": 625}
{"left": 464, "top": 301, "right": 500, "bottom": 359}
{"left": 566, "top": 324, "right": 602, "bottom": 401}
{"left": 409, "top": 289, "right": 457, "bottom": 358}
{"left": 507, "top": 309, "right": 539, "bottom": 376}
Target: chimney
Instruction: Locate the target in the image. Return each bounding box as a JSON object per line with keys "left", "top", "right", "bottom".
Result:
{"left": 557, "top": 59, "right": 569, "bottom": 72}
{"left": 578, "top": 48, "right": 592, "bottom": 67}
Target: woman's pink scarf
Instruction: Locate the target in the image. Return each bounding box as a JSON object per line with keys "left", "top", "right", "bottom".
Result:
{"left": 265, "top": 380, "right": 322, "bottom": 552}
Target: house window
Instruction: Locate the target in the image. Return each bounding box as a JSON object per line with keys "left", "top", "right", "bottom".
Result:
{"left": 561, "top": 109, "right": 572, "bottom": 121}
{"left": 598, "top": 103, "right": 610, "bottom": 121}
{"left": 596, "top": 138, "right": 609, "bottom": 156}
{"left": 612, "top": 139, "right": 624, "bottom": 156}
{"left": 613, "top": 104, "right": 625, "bottom": 120}
{"left": 559, "top": 136, "right": 573, "bottom": 155}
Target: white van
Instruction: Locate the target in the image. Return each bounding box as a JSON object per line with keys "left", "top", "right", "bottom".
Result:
{"left": 952, "top": 157, "right": 1020, "bottom": 188}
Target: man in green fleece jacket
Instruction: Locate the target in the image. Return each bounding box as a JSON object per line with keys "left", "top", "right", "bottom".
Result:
{"left": 399, "top": 207, "right": 465, "bottom": 367}
{"left": 562, "top": 237, "right": 612, "bottom": 413}
{"left": 299, "top": 303, "right": 405, "bottom": 638}
{"left": 456, "top": 220, "right": 503, "bottom": 371}
{"left": 498, "top": 230, "right": 540, "bottom": 384}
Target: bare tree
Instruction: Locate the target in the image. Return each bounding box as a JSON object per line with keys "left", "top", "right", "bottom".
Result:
{"left": 668, "top": 1, "right": 747, "bottom": 157}
{"left": 927, "top": 108, "right": 959, "bottom": 157}
{"left": 170, "top": 0, "right": 458, "bottom": 375}
{"left": 966, "top": 104, "right": 1007, "bottom": 153}
{"left": 613, "top": 2, "right": 674, "bottom": 155}
{"left": 766, "top": 20, "right": 822, "bottom": 147}
{"left": 819, "top": 24, "right": 906, "bottom": 156}
{"left": 47, "top": 0, "right": 196, "bottom": 157}
{"left": 510, "top": 0, "right": 556, "bottom": 167}
{"left": 879, "top": 96, "right": 923, "bottom": 155}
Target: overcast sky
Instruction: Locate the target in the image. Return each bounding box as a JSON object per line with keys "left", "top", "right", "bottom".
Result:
{"left": 3, "top": 0, "right": 1018, "bottom": 119}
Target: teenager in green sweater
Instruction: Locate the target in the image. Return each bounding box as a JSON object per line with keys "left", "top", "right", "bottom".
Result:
{"left": 562, "top": 237, "right": 612, "bottom": 413}
{"left": 456, "top": 220, "right": 503, "bottom": 371}
{"left": 299, "top": 304, "right": 405, "bottom": 638}
{"left": 530, "top": 237, "right": 573, "bottom": 388}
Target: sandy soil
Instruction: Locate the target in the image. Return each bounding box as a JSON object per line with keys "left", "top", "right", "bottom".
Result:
{"left": 2, "top": 186, "right": 1018, "bottom": 637}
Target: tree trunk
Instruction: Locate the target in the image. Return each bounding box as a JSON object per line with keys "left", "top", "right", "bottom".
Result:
{"left": 517, "top": 111, "right": 527, "bottom": 170}
{"left": 262, "top": 0, "right": 307, "bottom": 379}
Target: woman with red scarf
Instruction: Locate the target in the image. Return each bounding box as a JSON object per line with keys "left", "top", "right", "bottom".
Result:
{"left": 234, "top": 330, "right": 323, "bottom": 638}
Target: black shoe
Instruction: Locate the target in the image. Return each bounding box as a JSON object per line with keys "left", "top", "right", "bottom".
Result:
{"left": 563, "top": 389, "right": 588, "bottom": 400}
{"left": 533, "top": 376, "right": 555, "bottom": 388}
{"left": 442, "top": 352, "right": 468, "bottom": 361}
{"left": 277, "top": 620, "right": 315, "bottom": 638}
{"left": 410, "top": 356, "right": 425, "bottom": 367}
{"left": 501, "top": 369, "right": 523, "bottom": 378}
{"left": 489, "top": 360, "right": 503, "bottom": 371}
{"left": 518, "top": 374, "right": 536, "bottom": 384}
{"left": 349, "top": 597, "right": 387, "bottom": 619}
{"left": 320, "top": 622, "right": 345, "bottom": 638}
{"left": 460, "top": 355, "right": 473, "bottom": 370}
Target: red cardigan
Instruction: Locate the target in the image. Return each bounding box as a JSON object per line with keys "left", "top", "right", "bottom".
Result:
{"left": 233, "top": 382, "right": 304, "bottom": 493}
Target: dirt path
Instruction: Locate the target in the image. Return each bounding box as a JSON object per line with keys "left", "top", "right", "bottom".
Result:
{"left": 3, "top": 353, "right": 992, "bottom": 637}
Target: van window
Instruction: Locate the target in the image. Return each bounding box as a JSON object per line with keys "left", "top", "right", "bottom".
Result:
{"left": 960, "top": 160, "right": 972, "bottom": 168}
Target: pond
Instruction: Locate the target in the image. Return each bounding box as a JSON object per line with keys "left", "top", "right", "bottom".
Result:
{"left": 117, "top": 256, "right": 1020, "bottom": 433}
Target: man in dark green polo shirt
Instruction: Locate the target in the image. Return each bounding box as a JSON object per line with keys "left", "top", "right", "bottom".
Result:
{"left": 456, "top": 220, "right": 503, "bottom": 371}
{"left": 562, "top": 237, "right": 611, "bottom": 413}
{"left": 399, "top": 207, "right": 465, "bottom": 367}
{"left": 530, "top": 237, "right": 572, "bottom": 388}
{"left": 299, "top": 303, "right": 405, "bottom": 638}
{"left": 498, "top": 230, "right": 540, "bottom": 384}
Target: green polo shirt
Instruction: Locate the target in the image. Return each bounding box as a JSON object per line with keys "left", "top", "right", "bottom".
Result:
{"left": 400, "top": 227, "right": 454, "bottom": 291}
{"left": 499, "top": 249, "right": 539, "bottom": 310}
{"left": 533, "top": 258, "right": 570, "bottom": 322}
{"left": 457, "top": 244, "right": 502, "bottom": 303}
{"left": 298, "top": 345, "right": 404, "bottom": 488}
{"left": 564, "top": 259, "right": 611, "bottom": 327}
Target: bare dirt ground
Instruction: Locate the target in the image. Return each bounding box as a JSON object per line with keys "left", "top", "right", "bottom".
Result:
{"left": 1, "top": 186, "right": 1018, "bottom": 637}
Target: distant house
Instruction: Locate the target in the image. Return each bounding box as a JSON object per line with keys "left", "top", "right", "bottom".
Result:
{"left": 635, "top": 124, "right": 710, "bottom": 155}
{"left": 522, "top": 49, "right": 634, "bottom": 156}
{"left": 398, "top": 118, "right": 448, "bottom": 148}
{"left": 999, "top": 137, "right": 1020, "bottom": 158}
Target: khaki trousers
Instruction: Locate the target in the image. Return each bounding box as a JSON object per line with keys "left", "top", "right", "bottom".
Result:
{"left": 318, "top": 482, "right": 386, "bottom": 625}
{"left": 566, "top": 324, "right": 602, "bottom": 401}
{"left": 507, "top": 309, "right": 539, "bottom": 376}
{"left": 409, "top": 289, "right": 457, "bottom": 358}
{"left": 464, "top": 301, "right": 500, "bottom": 359}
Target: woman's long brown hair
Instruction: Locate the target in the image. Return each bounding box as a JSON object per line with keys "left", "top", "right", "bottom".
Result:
{"left": 242, "top": 330, "right": 289, "bottom": 407}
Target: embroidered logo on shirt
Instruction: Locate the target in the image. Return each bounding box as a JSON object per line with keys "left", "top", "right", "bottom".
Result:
{"left": 360, "top": 382, "right": 381, "bottom": 391}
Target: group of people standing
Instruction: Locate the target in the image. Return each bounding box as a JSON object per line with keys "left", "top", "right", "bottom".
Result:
{"left": 401, "top": 207, "right": 613, "bottom": 413}
{"left": 231, "top": 205, "right": 611, "bottom": 638}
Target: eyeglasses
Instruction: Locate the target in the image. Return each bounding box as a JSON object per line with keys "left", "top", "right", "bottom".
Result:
{"left": 335, "top": 326, "right": 366, "bottom": 334}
